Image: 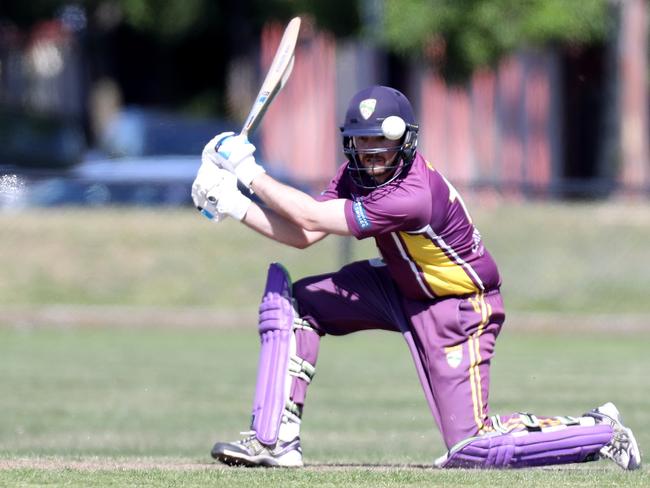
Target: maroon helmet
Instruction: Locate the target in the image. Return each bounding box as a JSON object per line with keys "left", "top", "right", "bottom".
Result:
{"left": 341, "top": 85, "right": 419, "bottom": 189}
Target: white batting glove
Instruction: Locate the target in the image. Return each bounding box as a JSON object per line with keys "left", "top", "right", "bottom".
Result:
{"left": 202, "top": 132, "right": 266, "bottom": 188}
{"left": 191, "top": 161, "right": 251, "bottom": 222}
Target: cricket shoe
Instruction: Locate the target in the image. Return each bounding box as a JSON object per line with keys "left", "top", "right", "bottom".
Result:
{"left": 211, "top": 431, "right": 303, "bottom": 467}
{"left": 585, "top": 402, "right": 641, "bottom": 470}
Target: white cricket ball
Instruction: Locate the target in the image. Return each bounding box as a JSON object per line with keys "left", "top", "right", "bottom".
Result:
{"left": 381, "top": 116, "right": 406, "bottom": 140}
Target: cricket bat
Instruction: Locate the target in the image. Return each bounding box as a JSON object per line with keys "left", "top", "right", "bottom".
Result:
{"left": 240, "top": 17, "right": 301, "bottom": 138}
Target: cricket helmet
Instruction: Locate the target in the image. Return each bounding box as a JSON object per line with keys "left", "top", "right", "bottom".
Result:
{"left": 340, "top": 85, "right": 419, "bottom": 189}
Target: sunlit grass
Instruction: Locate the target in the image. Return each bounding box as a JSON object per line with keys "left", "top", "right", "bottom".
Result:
{"left": 0, "top": 326, "right": 647, "bottom": 486}
{"left": 1, "top": 202, "right": 649, "bottom": 312}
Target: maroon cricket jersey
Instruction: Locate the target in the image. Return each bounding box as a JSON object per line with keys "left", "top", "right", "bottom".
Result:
{"left": 318, "top": 153, "right": 501, "bottom": 300}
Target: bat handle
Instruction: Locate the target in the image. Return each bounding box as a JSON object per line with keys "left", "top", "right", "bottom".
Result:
{"left": 213, "top": 131, "right": 242, "bottom": 153}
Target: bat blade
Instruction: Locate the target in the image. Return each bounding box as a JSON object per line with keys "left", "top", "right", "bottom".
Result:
{"left": 240, "top": 17, "right": 301, "bottom": 138}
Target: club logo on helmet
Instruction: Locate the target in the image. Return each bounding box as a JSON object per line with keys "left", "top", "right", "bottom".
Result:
{"left": 359, "top": 99, "right": 377, "bottom": 120}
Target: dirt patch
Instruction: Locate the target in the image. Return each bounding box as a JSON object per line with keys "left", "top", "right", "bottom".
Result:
{"left": 0, "top": 457, "right": 216, "bottom": 471}
{"left": 0, "top": 458, "right": 595, "bottom": 472}
{"left": 0, "top": 458, "right": 431, "bottom": 472}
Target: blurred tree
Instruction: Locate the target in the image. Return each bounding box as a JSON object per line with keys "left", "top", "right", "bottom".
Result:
{"left": 255, "top": 0, "right": 360, "bottom": 37}
{"left": 117, "top": 0, "right": 211, "bottom": 41}
{"left": 0, "top": 0, "right": 612, "bottom": 107}
{"left": 0, "top": 0, "right": 63, "bottom": 27}
{"left": 0, "top": 0, "right": 358, "bottom": 41}
{"left": 380, "top": 0, "right": 612, "bottom": 81}
{"left": 0, "top": 0, "right": 359, "bottom": 115}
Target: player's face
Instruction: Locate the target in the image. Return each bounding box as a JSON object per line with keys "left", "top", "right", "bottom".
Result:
{"left": 353, "top": 136, "right": 400, "bottom": 183}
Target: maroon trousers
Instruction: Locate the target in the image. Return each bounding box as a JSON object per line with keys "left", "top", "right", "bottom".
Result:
{"left": 291, "top": 260, "right": 505, "bottom": 448}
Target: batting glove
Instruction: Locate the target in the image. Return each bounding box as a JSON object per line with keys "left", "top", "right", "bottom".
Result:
{"left": 191, "top": 161, "right": 251, "bottom": 222}
{"left": 202, "top": 132, "right": 266, "bottom": 188}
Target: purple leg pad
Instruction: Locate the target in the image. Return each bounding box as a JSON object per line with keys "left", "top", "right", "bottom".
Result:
{"left": 438, "top": 424, "right": 613, "bottom": 468}
{"left": 251, "top": 263, "right": 294, "bottom": 445}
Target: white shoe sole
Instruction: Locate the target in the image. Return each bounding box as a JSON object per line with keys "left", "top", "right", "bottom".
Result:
{"left": 213, "top": 446, "right": 303, "bottom": 468}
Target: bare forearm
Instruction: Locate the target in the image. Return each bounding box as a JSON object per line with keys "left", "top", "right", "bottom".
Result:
{"left": 250, "top": 174, "right": 316, "bottom": 228}
{"left": 242, "top": 201, "right": 326, "bottom": 248}
{"left": 250, "top": 174, "right": 350, "bottom": 235}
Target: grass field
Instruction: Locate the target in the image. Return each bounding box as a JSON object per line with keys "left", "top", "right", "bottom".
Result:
{"left": 0, "top": 326, "right": 648, "bottom": 486}
{"left": 1, "top": 202, "right": 649, "bottom": 313}
{"left": 0, "top": 204, "right": 648, "bottom": 485}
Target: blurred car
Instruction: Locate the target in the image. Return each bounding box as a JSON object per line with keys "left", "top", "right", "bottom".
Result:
{"left": 21, "top": 155, "right": 199, "bottom": 207}
{"left": 4, "top": 107, "right": 313, "bottom": 208}
{"left": 97, "top": 107, "right": 240, "bottom": 158}
{"left": 7, "top": 107, "right": 239, "bottom": 208}
{"left": 0, "top": 108, "right": 86, "bottom": 169}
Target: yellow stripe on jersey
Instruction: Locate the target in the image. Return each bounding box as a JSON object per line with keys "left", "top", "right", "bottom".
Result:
{"left": 398, "top": 231, "right": 479, "bottom": 296}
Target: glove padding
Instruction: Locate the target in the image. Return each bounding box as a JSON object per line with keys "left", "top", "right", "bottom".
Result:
{"left": 191, "top": 160, "right": 251, "bottom": 222}
{"left": 202, "top": 131, "right": 265, "bottom": 188}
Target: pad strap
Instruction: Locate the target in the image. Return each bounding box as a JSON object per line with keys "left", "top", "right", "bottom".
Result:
{"left": 490, "top": 413, "right": 580, "bottom": 434}
{"left": 289, "top": 356, "right": 316, "bottom": 384}
{"left": 288, "top": 317, "right": 316, "bottom": 384}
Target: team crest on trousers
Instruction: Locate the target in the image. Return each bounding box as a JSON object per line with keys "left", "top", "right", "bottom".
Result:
{"left": 444, "top": 345, "right": 463, "bottom": 369}
{"left": 359, "top": 98, "right": 377, "bottom": 119}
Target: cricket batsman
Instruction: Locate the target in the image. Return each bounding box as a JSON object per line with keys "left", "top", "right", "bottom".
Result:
{"left": 191, "top": 85, "right": 641, "bottom": 469}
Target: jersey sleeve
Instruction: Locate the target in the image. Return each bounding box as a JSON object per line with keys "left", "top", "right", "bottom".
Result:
{"left": 315, "top": 162, "right": 349, "bottom": 202}
{"left": 344, "top": 178, "right": 432, "bottom": 239}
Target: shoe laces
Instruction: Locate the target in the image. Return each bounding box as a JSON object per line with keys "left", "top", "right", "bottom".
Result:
{"left": 606, "top": 430, "right": 631, "bottom": 459}
{"left": 236, "top": 430, "right": 258, "bottom": 446}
